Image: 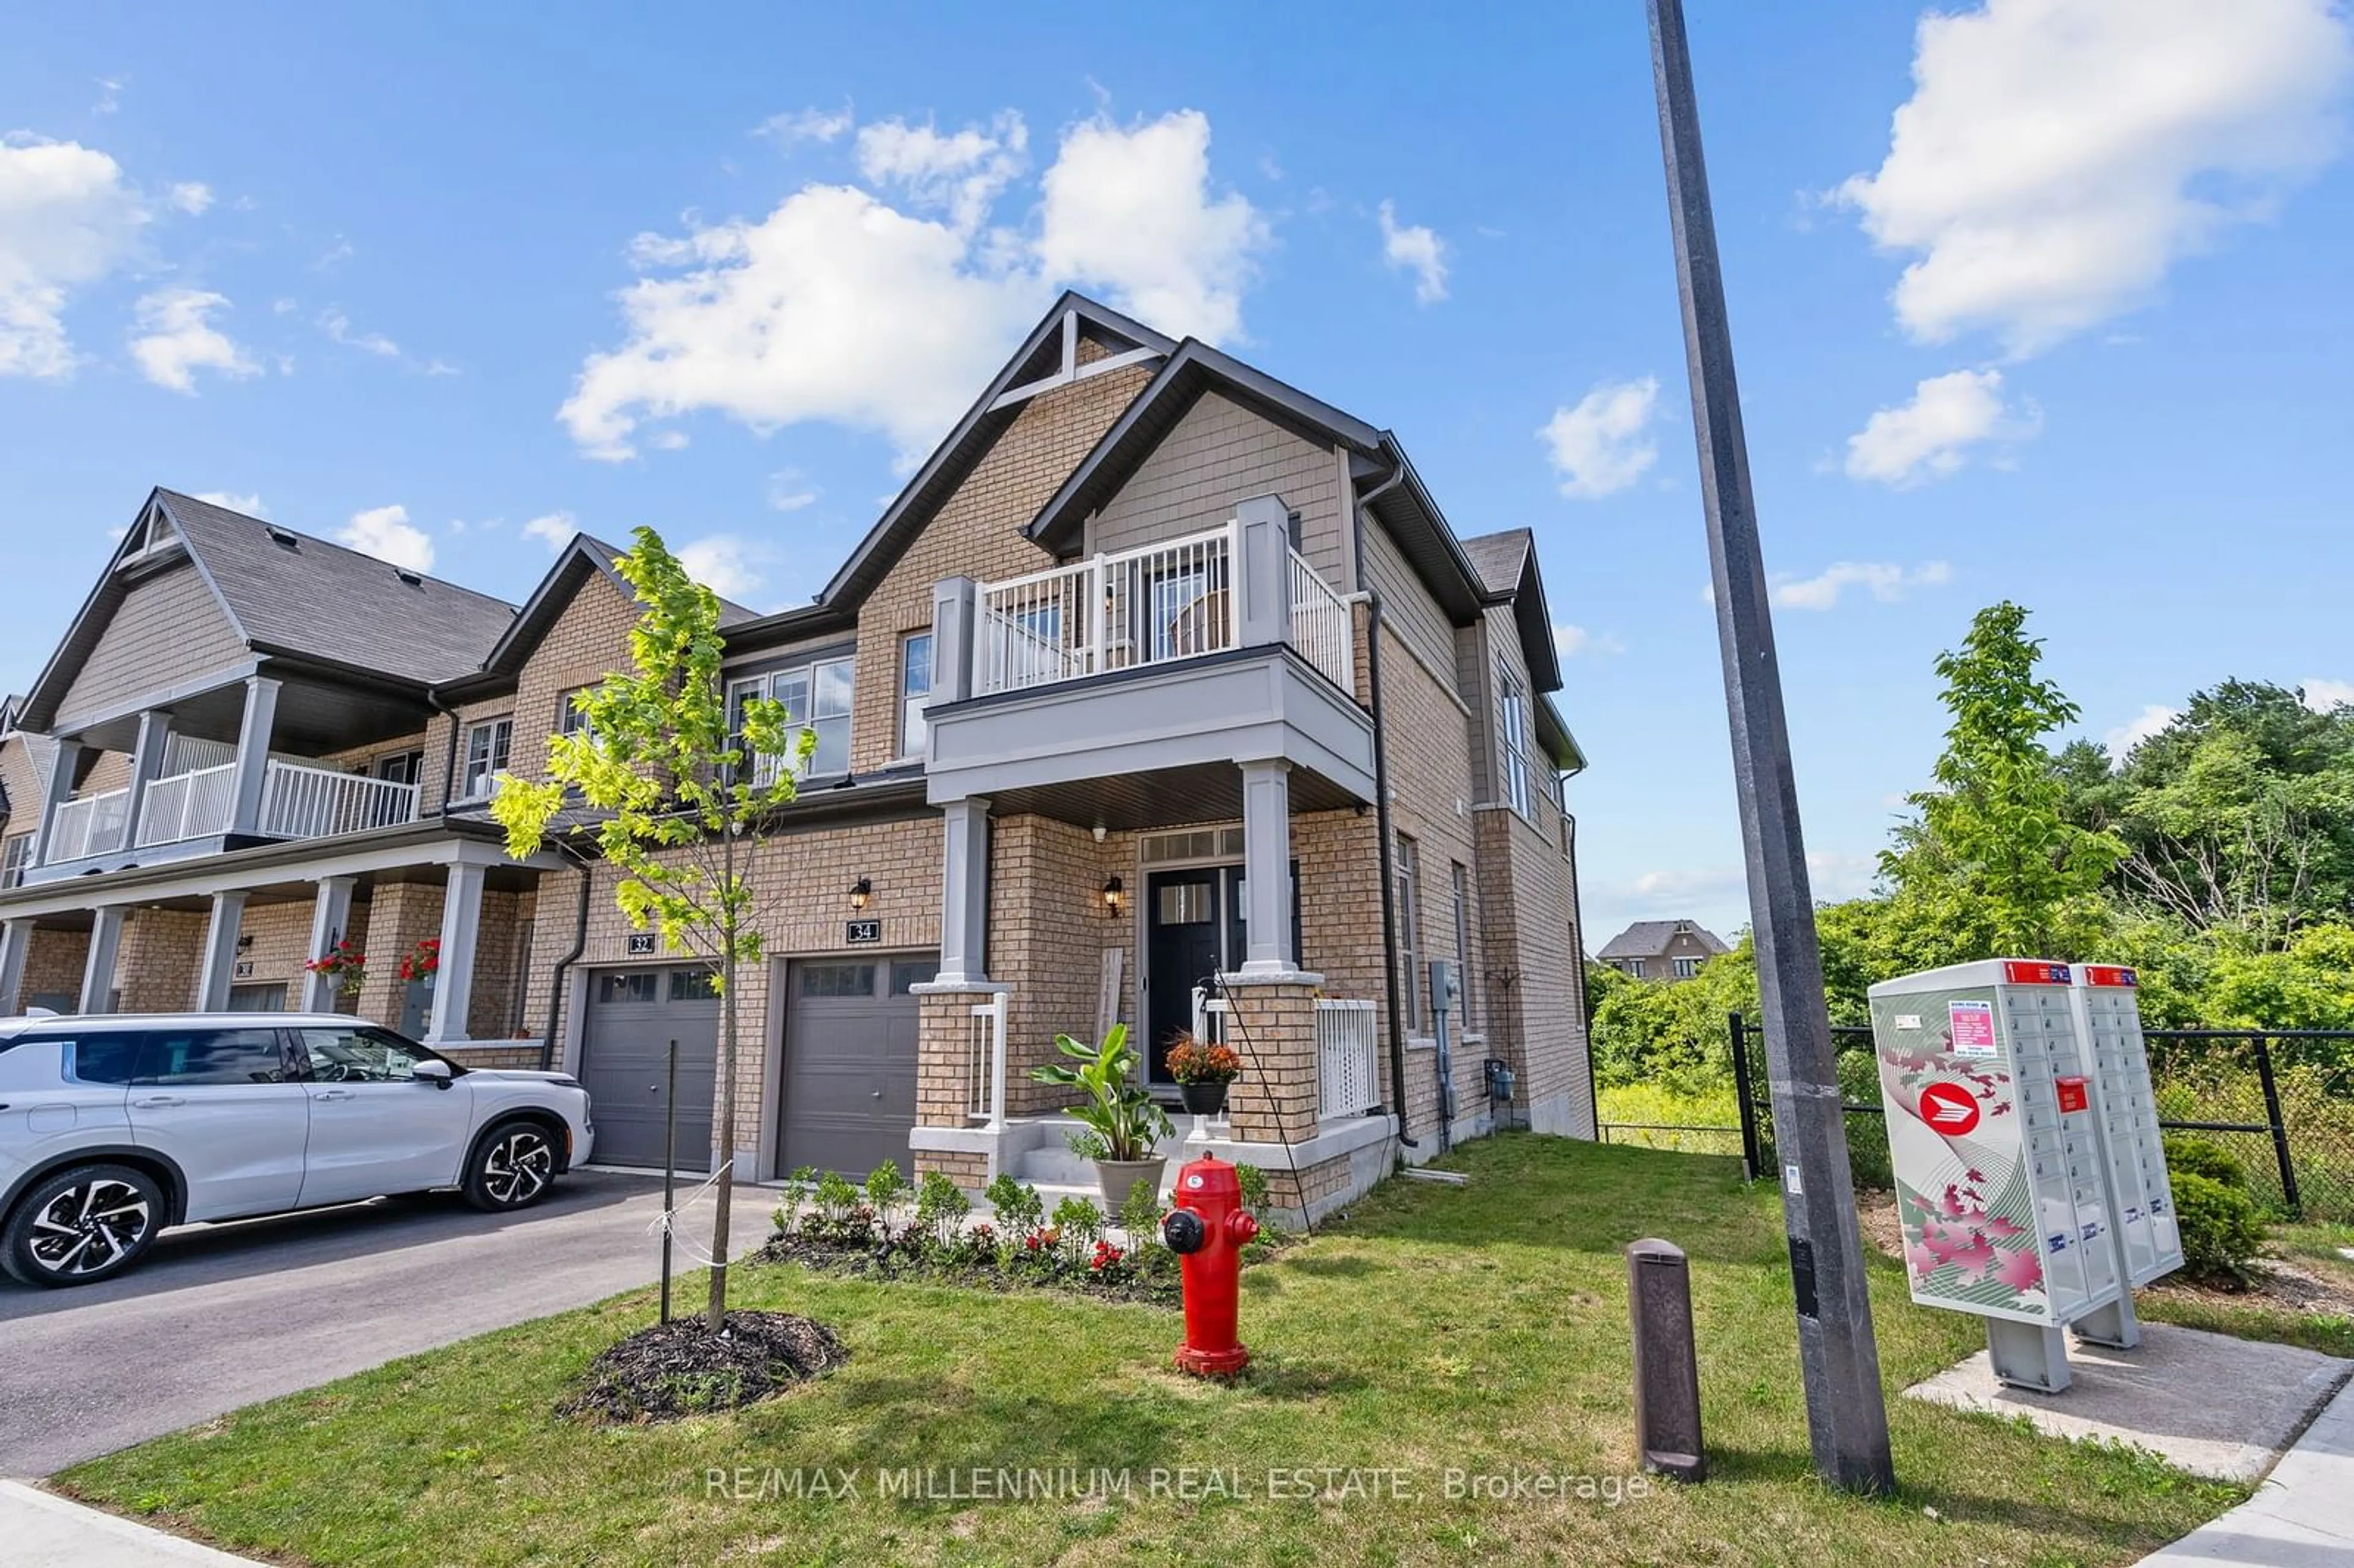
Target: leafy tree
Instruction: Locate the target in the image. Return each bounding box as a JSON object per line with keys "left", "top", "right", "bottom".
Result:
{"left": 492, "top": 526, "right": 808, "bottom": 1333}
{"left": 1881, "top": 602, "right": 2125, "bottom": 959}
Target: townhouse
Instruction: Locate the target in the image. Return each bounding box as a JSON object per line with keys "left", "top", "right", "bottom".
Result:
{"left": 0, "top": 292, "right": 1593, "bottom": 1222}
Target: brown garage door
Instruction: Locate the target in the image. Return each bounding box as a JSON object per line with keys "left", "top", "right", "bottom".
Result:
{"left": 779, "top": 954, "right": 932, "bottom": 1178}
{"left": 577, "top": 967, "right": 719, "bottom": 1170}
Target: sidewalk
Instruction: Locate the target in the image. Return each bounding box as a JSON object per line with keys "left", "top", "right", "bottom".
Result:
{"left": 2139, "top": 1374, "right": 2354, "bottom": 1564}
{"left": 0, "top": 1480, "right": 262, "bottom": 1566}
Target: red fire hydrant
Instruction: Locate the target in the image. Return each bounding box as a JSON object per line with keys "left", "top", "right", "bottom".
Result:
{"left": 1161, "top": 1154, "right": 1259, "bottom": 1376}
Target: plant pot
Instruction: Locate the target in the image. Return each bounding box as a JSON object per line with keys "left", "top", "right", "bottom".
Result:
{"left": 1178, "top": 1080, "right": 1230, "bottom": 1117}
{"left": 1094, "top": 1157, "right": 1165, "bottom": 1217}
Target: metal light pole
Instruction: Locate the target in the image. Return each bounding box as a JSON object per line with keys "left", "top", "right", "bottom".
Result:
{"left": 1645, "top": 0, "right": 1895, "bottom": 1493}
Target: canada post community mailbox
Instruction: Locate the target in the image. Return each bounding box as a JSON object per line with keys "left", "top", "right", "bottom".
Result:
{"left": 2068, "top": 964, "right": 2184, "bottom": 1290}
{"left": 1867, "top": 959, "right": 2147, "bottom": 1392}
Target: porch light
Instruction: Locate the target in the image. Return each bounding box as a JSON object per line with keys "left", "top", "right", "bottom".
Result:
{"left": 1102, "top": 875, "right": 1124, "bottom": 916}
{"left": 849, "top": 877, "right": 872, "bottom": 911}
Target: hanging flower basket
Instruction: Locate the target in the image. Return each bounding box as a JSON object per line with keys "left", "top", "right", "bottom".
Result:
{"left": 396, "top": 937, "right": 442, "bottom": 984}
{"left": 303, "top": 938, "right": 369, "bottom": 996}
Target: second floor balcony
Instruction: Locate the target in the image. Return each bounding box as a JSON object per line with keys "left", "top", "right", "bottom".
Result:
{"left": 34, "top": 757, "right": 421, "bottom": 879}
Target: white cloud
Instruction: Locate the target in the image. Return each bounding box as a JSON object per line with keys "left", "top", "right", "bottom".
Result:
{"left": 766, "top": 470, "right": 818, "bottom": 512}
{"left": 192, "top": 490, "right": 266, "bottom": 518}
{"left": 855, "top": 112, "right": 1027, "bottom": 234}
{"left": 0, "top": 135, "right": 153, "bottom": 377}
{"left": 1843, "top": 368, "right": 2037, "bottom": 486}
{"left": 677, "top": 534, "right": 781, "bottom": 601}
{"left": 520, "top": 511, "right": 577, "bottom": 552}
{"left": 649, "top": 430, "right": 690, "bottom": 451}
{"left": 1835, "top": 0, "right": 2354, "bottom": 355}
{"left": 2105, "top": 702, "right": 2181, "bottom": 756}
{"left": 2301, "top": 679, "right": 2354, "bottom": 713}
{"left": 1553, "top": 622, "right": 1625, "bottom": 658}
{"left": 92, "top": 80, "right": 123, "bottom": 116}
{"left": 128, "top": 288, "right": 259, "bottom": 393}
{"left": 167, "top": 181, "right": 213, "bottom": 215}
{"left": 755, "top": 106, "right": 854, "bottom": 148}
{"left": 1376, "top": 199, "right": 1448, "bottom": 304}
{"left": 1538, "top": 376, "right": 1660, "bottom": 500}
{"left": 337, "top": 504, "right": 434, "bottom": 572}
{"left": 319, "top": 307, "right": 400, "bottom": 358}
{"left": 561, "top": 106, "right": 1267, "bottom": 464}
{"left": 1772, "top": 560, "right": 1953, "bottom": 611}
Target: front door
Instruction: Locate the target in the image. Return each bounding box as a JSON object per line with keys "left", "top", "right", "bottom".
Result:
{"left": 1144, "top": 869, "right": 1240, "bottom": 1083}
{"left": 289, "top": 1024, "right": 477, "bottom": 1205}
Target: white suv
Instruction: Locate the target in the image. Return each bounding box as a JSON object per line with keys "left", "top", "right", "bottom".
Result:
{"left": 0, "top": 1013, "right": 594, "bottom": 1288}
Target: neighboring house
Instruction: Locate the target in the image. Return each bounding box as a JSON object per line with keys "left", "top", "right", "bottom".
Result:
{"left": 1596, "top": 919, "right": 1729, "bottom": 981}
{"left": 0, "top": 292, "right": 1593, "bottom": 1223}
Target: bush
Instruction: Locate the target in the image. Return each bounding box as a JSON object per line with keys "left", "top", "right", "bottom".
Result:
{"left": 1837, "top": 1049, "right": 1894, "bottom": 1192}
{"left": 2172, "top": 1171, "right": 2264, "bottom": 1285}
{"left": 982, "top": 1173, "right": 1043, "bottom": 1241}
{"left": 913, "top": 1171, "right": 971, "bottom": 1249}
{"left": 2165, "top": 1136, "right": 2249, "bottom": 1192}
{"left": 1050, "top": 1194, "right": 1105, "bottom": 1256}
{"left": 1235, "top": 1162, "right": 1271, "bottom": 1216}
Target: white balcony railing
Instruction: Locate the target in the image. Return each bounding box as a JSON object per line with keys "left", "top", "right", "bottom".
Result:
{"left": 258, "top": 760, "right": 419, "bottom": 839}
{"left": 966, "top": 990, "right": 1009, "bottom": 1129}
{"left": 975, "top": 523, "right": 1238, "bottom": 698}
{"left": 1316, "top": 999, "right": 1381, "bottom": 1122}
{"left": 1289, "top": 547, "right": 1355, "bottom": 693}
{"left": 45, "top": 787, "right": 130, "bottom": 862}
{"left": 134, "top": 762, "right": 237, "bottom": 847}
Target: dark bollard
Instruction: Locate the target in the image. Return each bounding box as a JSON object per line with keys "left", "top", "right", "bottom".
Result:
{"left": 1628, "top": 1238, "right": 1705, "bottom": 1482}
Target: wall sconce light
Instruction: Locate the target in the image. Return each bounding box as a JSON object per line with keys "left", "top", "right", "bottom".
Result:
{"left": 236, "top": 934, "right": 255, "bottom": 953}
{"left": 849, "top": 877, "right": 872, "bottom": 912}
{"left": 1102, "top": 875, "right": 1124, "bottom": 917}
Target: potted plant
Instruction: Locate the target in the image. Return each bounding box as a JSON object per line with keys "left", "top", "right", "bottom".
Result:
{"left": 302, "top": 938, "right": 368, "bottom": 997}
{"left": 1165, "top": 1033, "right": 1241, "bottom": 1117}
{"left": 1029, "top": 1023, "right": 1173, "bottom": 1214}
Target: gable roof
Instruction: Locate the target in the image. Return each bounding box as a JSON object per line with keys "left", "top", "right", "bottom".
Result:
{"left": 1024, "top": 338, "right": 1494, "bottom": 626}
{"left": 1597, "top": 920, "right": 1730, "bottom": 961}
{"left": 451, "top": 531, "right": 759, "bottom": 693}
{"left": 1461, "top": 527, "right": 1564, "bottom": 694}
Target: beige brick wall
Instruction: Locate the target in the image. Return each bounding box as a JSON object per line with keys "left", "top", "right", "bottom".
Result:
{"left": 20, "top": 926, "right": 90, "bottom": 1010}
{"left": 1222, "top": 981, "right": 1319, "bottom": 1144}
{"left": 509, "top": 574, "right": 642, "bottom": 785}
{"left": 1474, "top": 799, "right": 1594, "bottom": 1136}
{"left": 986, "top": 813, "right": 1131, "bottom": 1117}
{"left": 115, "top": 908, "right": 205, "bottom": 1012}
{"left": 848, "top": 362, "right": 1153, "bottom": 775}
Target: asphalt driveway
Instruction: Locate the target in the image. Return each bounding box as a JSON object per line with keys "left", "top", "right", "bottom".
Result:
{"left": 0, "top": 1169, "right": 777, "bottom": 1477}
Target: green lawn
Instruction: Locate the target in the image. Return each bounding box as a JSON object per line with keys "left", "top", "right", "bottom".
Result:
{"left": 59, "top": 1136, "right": 2244, "bottom": 1567}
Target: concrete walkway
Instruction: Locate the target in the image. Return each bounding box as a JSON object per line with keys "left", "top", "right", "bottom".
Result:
{"left": 2139, "top": 1376, "right": 2354, "bottom": 1564}
{"left": 0, "top": 1481, "right": 262, "bottom": 1566}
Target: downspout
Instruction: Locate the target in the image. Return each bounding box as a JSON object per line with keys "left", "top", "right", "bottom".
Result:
{"left": 429, "top": 691, "right": 463, "bottom": 817}
{"left": 1352, "top": 460, "right": 1417, "bottom": 1154}
{"left": 1563, "top": 801, "right": 1599, "bottom": 1140}
{"left": 539, "top": 843, "right": 593, "bottom": 1072}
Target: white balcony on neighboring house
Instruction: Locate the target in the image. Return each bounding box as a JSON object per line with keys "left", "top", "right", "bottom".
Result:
{"left": 923, "top": 494, "right": 1375, "bottom": 819}
{"left": 257, "top": 759, "right": 420, "bottom": 839}
{"left": 31, "top": 752, "right": 421, "bottom": 881}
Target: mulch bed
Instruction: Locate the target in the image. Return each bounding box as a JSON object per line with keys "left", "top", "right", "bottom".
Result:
{"left": 758, "top": 1233, "right": 1185, "bottom": 1307}
{"left": 558, "top": 1310, "right": 847, "bottom": 1425}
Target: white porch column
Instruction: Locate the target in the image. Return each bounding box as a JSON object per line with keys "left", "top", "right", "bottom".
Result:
{"left": 936, "top": 794, "right": 992, "bottom": 986}
{"left": 1233, "top": 493, "right": 1292, "bottom": 649}
{"left": 1238, "top": 756, "right": 1297, "bottom": 975}
{"left": 425, "top": 861, "right": 484, "bottom": 1043}
{"left": 227, "top": 675, "right": 281, "bottom": 837}
{"left": 29, "top": 737, "right": 85, "bottom": 865}
{"left": 81, "top": 905, "right": 128, "bottom": 1014}
{"left": 120, "top": 710, "right": 173, "bottom": 851}
{"left": 0, "top": 919, "right": 31, "bottom": 1014}
{"left": 195, "top": 890, "right": 248, "bottom": 1011}
{"left": 301, "top": 876, "right": 357, "bottom": 1013}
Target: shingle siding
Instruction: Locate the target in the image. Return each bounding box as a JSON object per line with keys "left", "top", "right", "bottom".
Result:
{"left": 1084, "top": 390, "right": 1344, "bottom": 586}
{"left": 56, "top": 564, "right": 247, "bottom": 728}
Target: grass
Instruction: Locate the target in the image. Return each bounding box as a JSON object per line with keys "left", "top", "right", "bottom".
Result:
{"left": 58, "top": 1136, "right": 2247, "bottom": 1567}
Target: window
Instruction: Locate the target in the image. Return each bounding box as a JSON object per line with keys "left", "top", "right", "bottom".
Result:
{"left": 1450, "top": 861, "right": 1475, "bottom": 1030}
{"left": 1396, "top": 835, "right": 1423, "bottom": 1032}
{"left": 889, "top": 958, "right": 940, "bottom": 995}
{"left": 1626, "top": 959, "right": 1647, "bottom": 980}
{"left": 135, "top": 1028, "right": 291, "bottom": 1086}
{"left": 557, "top": 690, "right": 593, "bottom": 739}
{"left": 800, "top": 962, "right": 875, "bottom": 998}
{"left": 68, "top": 1035, "right": 143, "bottom": 1084}
{"left": 460, "top": 718, "right": 512, "bottom": 801}
{"left": 732, "top": 655, "right": 856, "bottom": 780}
{"left": 1498, "top": 663, "right": 1533, "bottom": 816}
{"left": 899, "top": 631, "right": 934, "bottom": 758}
{"left": 295, "top": 1027, "right": 441, "bottom": 1083}
{"left": 669, "top": 969, "right": 718, "bottom": 1002}
{"left": 227, "top": 983, "right": 288, "bottom": 1013}
{"left": 596, "top": 971, "right": 661, "bottom": 1005}
{"left": 0, "top": 833, "right": 28, "bottom": 889}
{"left": 1672, "top": 956, "right": 1703, "bottom": 980}
{"left": 1156, "top": 882, "right": 1214, "bottom": 924}
{"left": 374, "top": 749, "right": 425, "bottom": 787}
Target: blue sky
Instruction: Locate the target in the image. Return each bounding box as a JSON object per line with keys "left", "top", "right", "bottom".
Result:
{"left": 4, "top": 1, "right": 2350, "bottom": 950}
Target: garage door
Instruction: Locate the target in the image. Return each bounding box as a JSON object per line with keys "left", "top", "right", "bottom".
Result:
{"left": 577, "top": 967, "right": 719, "bottom": 1171}
{"left": 779, "top": 954, "right": 932, "bottom": 1178}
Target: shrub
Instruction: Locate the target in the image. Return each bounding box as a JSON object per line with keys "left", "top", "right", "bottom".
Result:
{"left": 864, "top": 1162, "right": 908, "bottom": 1217}
{"left": 2165, "top": 1136, "right": 2249, "bottom": 1192}
{"left": 1837, "top": 1049, "right": 1894, "bottom": 1192}
{"left": 982, "top": 1173, "right": 1044, "bottom": 1241}
{"left": 1235, "top": 1162, "right": 1271, "bottom": 1216}
{"left": 2172, "top": 1171, "right": 2264, "bottom": 1285}
{"left": 1050, "top": 1194, "right": 1105, "bottom": 1257}
{"left": 1117, "top": 1174, "right": 1164, "bottom": 1247}
{"left": 913, "top": 1171, "right": 971, "bottom": 1250}
{"left": 772, "top": 1165, "right": 819, "bottom": 1235}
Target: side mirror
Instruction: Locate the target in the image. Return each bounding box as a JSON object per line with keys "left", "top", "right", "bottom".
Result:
{"left": 412, "top": 1059, "right": 454, "bottom": 1090}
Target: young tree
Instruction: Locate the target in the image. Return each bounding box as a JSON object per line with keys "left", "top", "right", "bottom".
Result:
{"left": 1881, "top": 601, "right": 2124, "bottom": 959}
{"left": 492, "top": 527, "right": 808, "bottom": 1333}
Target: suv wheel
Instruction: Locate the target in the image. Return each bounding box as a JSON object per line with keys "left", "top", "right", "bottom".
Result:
{"left": 2, "top": 1163, "right": 166, "bottom": 1288}
{"left": 463, "top": 1122, "right": 558, "bottom": 1212}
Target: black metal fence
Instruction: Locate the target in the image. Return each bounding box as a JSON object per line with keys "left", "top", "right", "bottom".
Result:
{"left": 1715, "top": 1014, "right": 2354, "bottom": 1221}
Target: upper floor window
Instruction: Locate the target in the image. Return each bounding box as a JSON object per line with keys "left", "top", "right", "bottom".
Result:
{"left": 730, "top": 655, "right": 855, "bottom": 781}
{"left": 460, "top": 717, "right": 512, "bottom": 802}
{"left": 1672, "top": 956, "right": 1704, "bottom": 980}
{"left": 1498, "top": 663, "right": 1533, "bottom": 816}
{"left": 373, "top": 749, "right": 425, "bottom": 788}
{"left": 0, "top": 833, "right": 28, "bottom": 888}
{"left": 1626, "top": 959, "right": 1648, "bottom": 980}
{"left": 557, "top": 690, "right": 593, "bottom": 739}
{"left": 899, "top": 631, "right": 934, "bottom": 759}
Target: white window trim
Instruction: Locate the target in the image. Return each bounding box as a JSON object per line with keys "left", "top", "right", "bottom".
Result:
{"left": 730, "top": 653, "right": 856, "bottom": 782}
{"left": 1498, "top": 661, "right": 1534, "bottom": 818}
{"left": 894, "top": 630, "right": 933, "bottom": 764}
{"left": 1672, "top": 956, "right": 1702, "bottom": 980}
{"left": 456, "top": 716, "right": 513, "bottom": 804}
